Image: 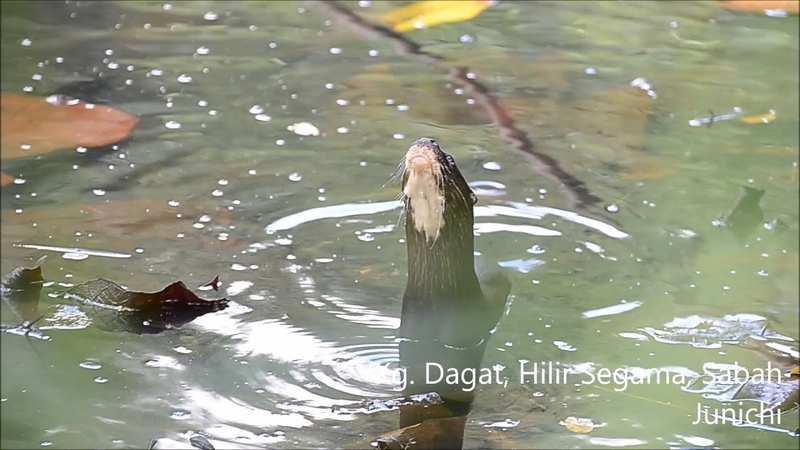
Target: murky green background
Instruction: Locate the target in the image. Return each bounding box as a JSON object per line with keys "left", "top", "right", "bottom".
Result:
{"left": 1, "top": 1, "right": 798, "bottom": 449}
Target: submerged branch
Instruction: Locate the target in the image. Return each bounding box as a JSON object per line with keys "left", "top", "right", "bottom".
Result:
{"left": 314, "top": 1, "right": 601, "bottom": 208}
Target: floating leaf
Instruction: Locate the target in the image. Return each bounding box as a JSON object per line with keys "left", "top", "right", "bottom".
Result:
{"left": 63, "top": 278, "right": 228, "bottom": 334}
{"left": 562, "top": 416, "right": 595, "bottom": 433}
{"left": 1, "top": 255, "right": 46, "bottom": 291}
{"left": 0, "top": 172, "right": 13, "bottom": 187}
{"left": 1, "top": 256, "right": 47, "bottom": 324}
{"left": 739, "top": 110, "right": 777, "bottom": 124}
{"left": 791, "top": 366, "right": 800, "bottom": 379}
{"left": 720, "top": 1, "right": 800, "bottom": 14}
{"left": 381, "top": 1, "right": 495, "bottom": 32}
{"left": 0, "top": 92, "right": 138, "bottom": 160}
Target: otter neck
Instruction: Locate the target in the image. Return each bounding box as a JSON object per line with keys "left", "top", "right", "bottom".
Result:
{"left": 404, "top": 211, "right": 482, "bottom": 301}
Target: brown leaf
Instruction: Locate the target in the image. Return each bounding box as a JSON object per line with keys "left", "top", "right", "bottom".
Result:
{"left": 0, "top": 172, "right": 14, "bottom": 187}
{"left": 64, "top": 278, "right": 228, "bottom": 334}
{"left": 375, "top": 415, "right": 467, "bottom": 450}
{"left": 1, "top": 255, "right": 47, "bottom": 323}
{"left": 0, "top": 92, "right": 138, "bottom": 160}
{"left": 720, "top": 1, "right": 799, "bottom": 14}
{"left": 1, "top": 255, "right": 46, "bottom": 291}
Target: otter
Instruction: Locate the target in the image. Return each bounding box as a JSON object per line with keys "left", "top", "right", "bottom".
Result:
{"left": 398, "top": 137, "right": 509, "bottom": 349}
{"left": 396, "top": 138, "right": 510, "bottom": 434}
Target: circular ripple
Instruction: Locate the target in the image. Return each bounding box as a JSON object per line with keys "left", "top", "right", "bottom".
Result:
{"left": 311, "top": 342, "right": 402, "bottom": 398}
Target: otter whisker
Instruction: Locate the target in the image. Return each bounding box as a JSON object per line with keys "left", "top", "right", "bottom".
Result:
{"left": 382, "top": 158, "right": 407, "bottom": 192}
{"left": 395, "top": 193, "right": 407, "bottom": 229}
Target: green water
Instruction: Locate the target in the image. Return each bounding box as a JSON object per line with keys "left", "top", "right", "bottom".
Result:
{"left": 1, "top": 1, "right": 797, "bottom": 449}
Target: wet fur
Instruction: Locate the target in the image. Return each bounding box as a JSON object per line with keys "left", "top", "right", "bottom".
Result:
{"left": 397, "top": 138, "right": 491, "bottom": 346}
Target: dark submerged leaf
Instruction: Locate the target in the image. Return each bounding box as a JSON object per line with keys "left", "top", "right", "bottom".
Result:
{"left": 721, "top": 185, "right": 766, "bottom": 242}
{"left": 64, "top": 278, "right": 228, "bottom": 334}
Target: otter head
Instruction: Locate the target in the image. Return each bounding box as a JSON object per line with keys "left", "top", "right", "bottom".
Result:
{"left": 401, "top": 138, "right": 477, "bottom": 244}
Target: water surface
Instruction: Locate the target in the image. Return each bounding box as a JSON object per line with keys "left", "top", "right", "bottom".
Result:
{"left": 1, "top": 1, "right": 798, "bottom": 449}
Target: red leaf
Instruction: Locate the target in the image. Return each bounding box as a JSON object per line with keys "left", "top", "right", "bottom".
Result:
{"left": 0, "top": 172, "right": 13, "bottom": 187}
{"left": 0, "top": 92, "right": 138, "bottom": 160}
{"left": 720, "top": 1, "right": 799, "bottom": 14}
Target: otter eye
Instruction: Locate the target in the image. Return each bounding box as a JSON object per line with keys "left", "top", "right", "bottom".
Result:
{"left": 429, "top": 139, "right": 437, "bottom": 145}
{"left": 445, "top": 154, "right": 455, "bottom": 166}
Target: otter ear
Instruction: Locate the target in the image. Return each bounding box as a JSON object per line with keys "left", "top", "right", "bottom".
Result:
{"left": 470, "top": 192, "right": 478, "bottom": 205}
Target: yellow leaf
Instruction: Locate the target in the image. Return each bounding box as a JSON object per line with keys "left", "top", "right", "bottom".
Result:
{"left": 739, "top": 110, "right": 776, "bottom": 124}
{"left": 381, "top": 1, "right": 494, "bottom": 33}
{"left": 562, "top": 416, "right": 595, "bottom": 433}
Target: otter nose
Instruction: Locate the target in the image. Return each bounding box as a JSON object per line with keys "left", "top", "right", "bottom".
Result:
{"left": 409, "top": 154, "right": 431, "bottom": 172}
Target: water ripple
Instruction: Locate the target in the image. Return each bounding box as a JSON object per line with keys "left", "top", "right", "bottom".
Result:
{"left": 263, "top": 200, "right": 628, "bottom": 239}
